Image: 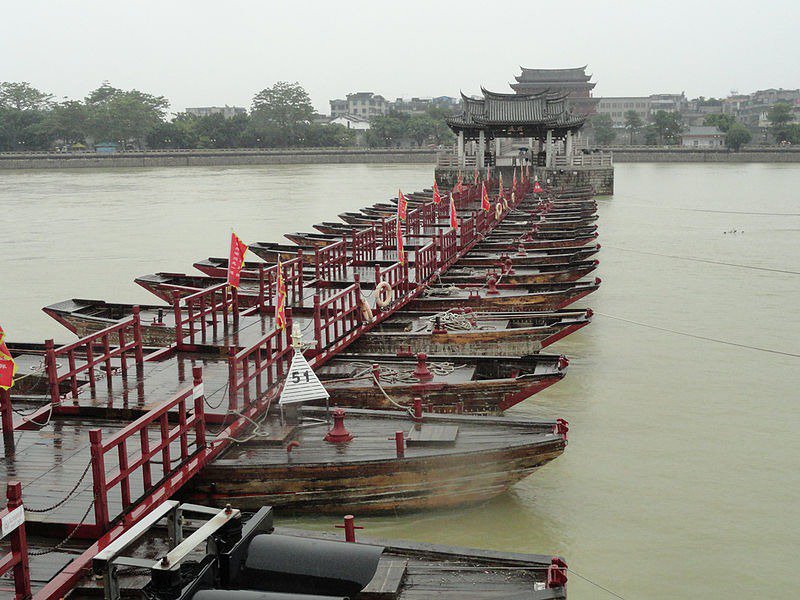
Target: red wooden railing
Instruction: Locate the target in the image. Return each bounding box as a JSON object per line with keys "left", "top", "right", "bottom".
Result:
{"left": 378, "top": 215, "right": 398, "bottom": 247}
{"left": 373, "top": 261, "right": 409, "bottom": 312}
{"left": 257, "top": 255, "right": 304, "bottom": 310}
{"left": 438, "top": 229, "right": 458, "bottom": 269}
{"left": 227, "top": 312, "right": 293, "bottom": 412}
{"left": 460, "top": 215, "right": 476, "bottom": 250}
{"left": 89, "top": 366, "right": 207, "bottom": 530}
{"left": 312, "top": 284, "right": 364, "bottom": 355}
{"left": 173, "top": 284, "right": 238, "bottom": 350}
{"left": 406, "top": 207, "right": 421, "bottom": 235}
{"left": 0, "top": 482, "right": 31, "bottom": 600}
{"left": 351, "top": 225, "right": 378, "bottom": 264}
{"left": 314, "top": 240, "right": 349, "bottom": 284}
{"left": 414, "top": 240, "right": 438, "bottom": 285}
{"left": 1, "top": 388, "right": 14, "bottom": 452}
{"left": 45, "top": 310, "right": 144, "bottom": 405}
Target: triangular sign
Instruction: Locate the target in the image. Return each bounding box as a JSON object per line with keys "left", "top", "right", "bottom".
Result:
{"left": 279, "top": 351, "right": 330, "bottom": 405}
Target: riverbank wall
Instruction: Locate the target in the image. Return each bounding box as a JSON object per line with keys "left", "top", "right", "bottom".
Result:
{"left": 2, "top": 147, "right": 800, "bottom": 170}
{"left": 0, "top": 148, "right": 437, "bottom": 170}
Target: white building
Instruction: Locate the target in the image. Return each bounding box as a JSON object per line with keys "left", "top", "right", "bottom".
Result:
{"left": 330, "top": 115, "right": 370, "bottom": 130}
{"left": 329, "top": 92, "right": 389, "bottom": 119}
{"left": 680, "top": 126, "right": 725, "bottom": 148}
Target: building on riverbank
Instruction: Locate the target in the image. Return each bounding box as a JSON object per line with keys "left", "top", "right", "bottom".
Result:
{"left": 510, "top": 66, "right": 599, "bottom": 116}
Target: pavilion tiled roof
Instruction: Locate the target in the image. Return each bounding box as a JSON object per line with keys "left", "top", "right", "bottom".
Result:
{"left": 515, "top": 66, "right": 592, "bottom": 83}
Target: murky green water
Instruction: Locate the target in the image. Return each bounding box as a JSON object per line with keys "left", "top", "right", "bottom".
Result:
{"left": 1, "top": 163, "right": 798, "bottom": 598}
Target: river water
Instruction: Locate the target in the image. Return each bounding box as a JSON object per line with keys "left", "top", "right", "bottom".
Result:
{"left": 1, "top": 163, "right": 798, "bottom": 598}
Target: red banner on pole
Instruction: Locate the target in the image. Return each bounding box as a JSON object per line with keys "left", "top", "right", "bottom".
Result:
{"left": 498, "top": 173, "right": 504, "bottom": 200}
{"left": 512, "top": 167, "right": 518, "bottom": 194}
{"left": 398, "top": 190, "right": 408, "bottom": 220}
{"left": 474, "top": 168, "right": 478, "bottom": 184}
{"left": 0, "top": 325, "right": 16, "bottom": 390}
{"left": 275, "top": 258, "right": 287, "bottom": 330}
{"left": 396, "top": 217, "right": 405, "bottom": 263}
{"left": 449, "top": 194, "right": 459, "bottom": 231}
{"left": 481, "top": 182, "right": 490, "bottom": 211}
{"left": 432, "top": 181, "right": 442, "bottom": 204}
{"left": 227, "top": 232, "right": 248, "bottom": 289}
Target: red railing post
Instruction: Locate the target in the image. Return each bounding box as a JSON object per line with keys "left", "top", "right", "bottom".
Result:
{"left": 258, "top": 264, "right": 266, "bottom": 313}
{"left": 1, "top": 389, "right": 14, "bottom": 454}
{"left": 172, "top": 291, "right": 184, "bottom": 349}
{"left": 44, "top": 338, "right": 60, "bottom": 405}
{"left": 193, "top": 366, "right": 206, "bottom": 449}
{"left": 297, "top": 250, "right": 305, "bottom": 308}
{"left": 131, "top": 305, "right": 144, "bottom": 365}
{"left": 231, "top": 286, "right": 240, "bottom": 325}
{"left": 89, "top": 429, "right": 110, "bottom": 530}
{"left": 313, "top": 294, "right": 322, "bottom": 353}
{"left": 227, "top": 346, "right": 238, "bottom": 412}
{"left": 6, "top": 481, "right": 31, "bottom": 600}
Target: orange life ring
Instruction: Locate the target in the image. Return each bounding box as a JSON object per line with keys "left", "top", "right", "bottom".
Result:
{"left": 375, "top": 281, "right": 393, "bottom": 310}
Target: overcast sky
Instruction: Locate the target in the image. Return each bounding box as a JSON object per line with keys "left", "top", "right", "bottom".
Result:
{"left": 3, "top": 0, "right": 797, "bottom": 114}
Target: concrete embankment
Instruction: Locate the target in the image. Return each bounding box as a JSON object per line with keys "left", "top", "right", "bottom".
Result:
{"left": 609, "top": 147, "right": 800, "bottom": 163}
{"left": 0, "top": 148, "right": 437, "bottom": 170}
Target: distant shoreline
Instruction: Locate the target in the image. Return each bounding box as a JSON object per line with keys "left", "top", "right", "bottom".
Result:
{"left": 1, "top": 147, "right": 799, "bottom": 169}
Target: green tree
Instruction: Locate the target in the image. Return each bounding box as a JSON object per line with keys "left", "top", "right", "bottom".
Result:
{"left": 407, "top": 114, "right": 437, "bottom": 147}
{"left": 85, "top": 83, "right": 169, "bottom": 148}
{"left": 725, "top": 123, "right": 752, "bottom": 151}
{"left": 0, "top": 81, "right": 53, "bottom": 110}
{"left": 703, "top": 113, "right": 736, "bottom": 132}
{"left": 623, "top": 110, "right": 643, "bottom": 144}
{"left": 767, "top": 103, "right": 795, "bottom": 142}
{"left": 250, "top": 81, "right": 314, "bottom": 147}
{"left": 426, "top": 106, "right": 456, "bottom": 145}
{"left": 592, "top": 114, "right": 616, "bottom": 145}
{"left": 651, "top": 110, "right": 684, "bottom": 145}
{"left": 366, "top": 113, "right": 409, "bottom": 147}
{"left": 45, "top": 100, "right": 90, "bottom": 145}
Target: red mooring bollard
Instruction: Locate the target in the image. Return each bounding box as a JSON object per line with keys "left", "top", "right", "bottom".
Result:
{"left": 412, "top": 397, "right": 423, "bottom": 423}
{"left": 395, "top": 431, "right": 405, "bottom": 457}
{"left": 324, "top": 408, "right": 353, "bottom": 443}
{"left": 413, "top": 353, "right": 433, "bottom": 381}
{"left": 335, "top": 515, "right": 363, "bottom": 543}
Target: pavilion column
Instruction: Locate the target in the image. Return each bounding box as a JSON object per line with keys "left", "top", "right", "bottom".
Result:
{"left": 545, "top": 130, "right": 554, "bottom": 168}
{"left": 495, "top": 137, "right": 501, "bottom": 160}
{"left": 457, "top": 131, "right": 465, "bottom": 168}
{"left": 565, "top": 130, "right": 574, "bottom": 164}
{"left": 477, "top": 130, "right": 485, "bottom": 169}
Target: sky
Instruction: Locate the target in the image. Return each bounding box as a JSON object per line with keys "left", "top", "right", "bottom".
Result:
{"left": 2, "top": 0, "right": 798, "bottom": 115}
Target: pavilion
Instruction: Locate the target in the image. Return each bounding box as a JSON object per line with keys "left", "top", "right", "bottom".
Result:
{"left": 444, "top": 87, "right": 587, "bottom": 170}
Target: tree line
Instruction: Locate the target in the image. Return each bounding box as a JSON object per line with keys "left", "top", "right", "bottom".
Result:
{"left": 591, "top": 104, "right": 799, "bottom": 151}
{"left": 0, "top": 80, "right": 456, "bottom": 152}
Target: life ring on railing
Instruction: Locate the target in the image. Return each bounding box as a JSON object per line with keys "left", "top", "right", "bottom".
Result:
{"left": 495, "top": 202, "right": 503, "bottom": 220}
{"left": 503, "top": 197, "right": 509, "bottom": 211}
{"left": 375, "top": 281, "right": 394, "bottom": 310}
{"left": 358, "top": 295, "right": 375, "bottom": 323}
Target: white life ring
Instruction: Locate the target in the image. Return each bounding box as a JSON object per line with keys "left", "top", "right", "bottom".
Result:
{"left": 503, "top": 197, "right": 509, "bottom": 211}
{"left": 375, "top": 281, "right": 394, "bottom": 310}
{"left": 495, "top": 202, "right": 503, "bottom": 220}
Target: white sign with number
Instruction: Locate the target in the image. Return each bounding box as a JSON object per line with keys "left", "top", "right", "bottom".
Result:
{"left": 279, "top": 352, "right": 329, "bottom": 406}
{"left": 1, "top": 506, "right": 24, "bottom": 537}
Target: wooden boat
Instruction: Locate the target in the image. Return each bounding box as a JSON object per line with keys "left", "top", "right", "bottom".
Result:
{"left": 285, "top": 231, "right": 344, "bottom": 247}
{"left": 438, "top": 260, "right": 599, "bottom": 285}
{"left": 317, "top": 352, "right": 568, "bottom": 413}
{"left": 194, "top": 256, "right": 270, "bottom": 279}
{"left": 457, "top": 246, "right": 600, "bottom": 267}
{"left": 467, "top": 242, "right": 600, "bottom": 262}
{"left": 188, "top": 406, "right": 567, "bottom": 514}
{"left": 497, "top": 214, "right": 600, "bottom": 230}
{"left": 44, "top": 298, "right": 179, "bottom": 346}
{"left": 248, "top": 241, "right": 316, "bottom": 263}
{"left": 349, "top": 309, "right": 592, "bottom": 356}
{"left": 489, "top": 224, "right": 598, "bottom": 238}
{"left": 405, "top": 279, "right": 601, "bottom": 312}
{"left": 134, "top": 272, "right": 266, "bottom": 306}
{"left": 476, "top": 231, "right": 599, "bottom": 250}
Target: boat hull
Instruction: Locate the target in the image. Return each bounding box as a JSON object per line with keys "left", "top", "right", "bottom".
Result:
{"left": 406, "top": 285, "right": 599, "bottom": 312}
{"left": 186, "top": 438, "right": 565, "bottom": 514}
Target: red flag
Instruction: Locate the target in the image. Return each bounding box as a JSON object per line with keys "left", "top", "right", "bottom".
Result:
{"left": 0, "top": 325, "right": 17, "bottom": 390}
{"left": 486, "top": 166, "right": 491, "bottom": 182}
{"left": 449, "top": 194, "right": 458, "bottom": 231}
{"left": 481, "top": 182, "right": 490, "bottom": 211}
{"left": 227, "top": 231, "right": 248, "bottom": 288}
{"left": 473, "top": 168, "right": 478, "bottom": 184}
{"left": 396, "top": 217, "right": 405, "bottom": 263}
{"left": 512, "top": 168, "right": 518, "bottom": 193}
{"left": 275, "top": 258, "right": 287, "bottom": 330}
{"left": 432, "top": 181, "right": 442, "bottom": 204}
{"left": 398, "top": 190, "right": 408, "bottom": 220}
{"left": 498, "top": 173, "right": 504, "bottom": 200}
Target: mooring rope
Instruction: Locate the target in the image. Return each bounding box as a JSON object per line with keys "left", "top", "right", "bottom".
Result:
{"left": 603, "top": 245, "right": 800, "bottom": 275}
{"left": 597, "top": 312, "right": 800, "bottom": 358}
